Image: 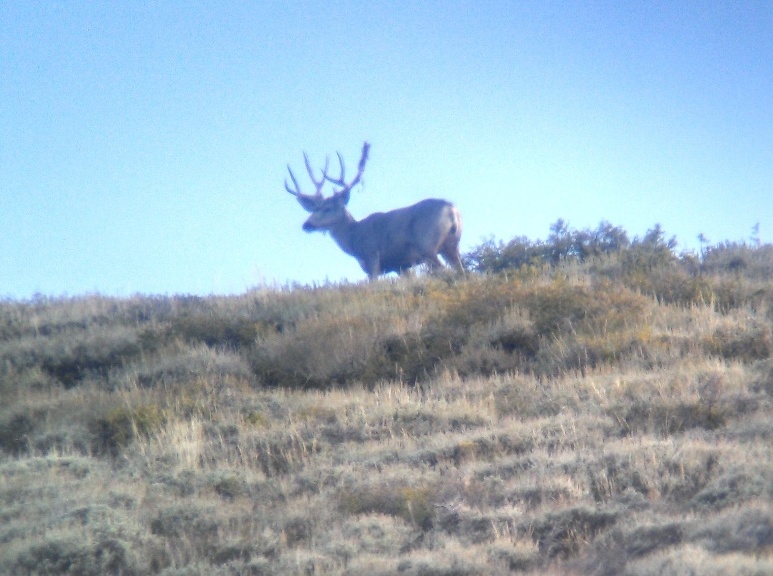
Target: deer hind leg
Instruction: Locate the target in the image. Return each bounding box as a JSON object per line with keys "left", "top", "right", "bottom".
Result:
{"left": 424, "top": 254, "right": 444, "bottom": 270}
{"left": 440, "top": 238, "right": 464, "bottom": 272}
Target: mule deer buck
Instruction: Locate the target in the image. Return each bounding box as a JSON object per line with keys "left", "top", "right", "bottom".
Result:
{"left": 285, "top": 142, "right": 464, "bottom": 280}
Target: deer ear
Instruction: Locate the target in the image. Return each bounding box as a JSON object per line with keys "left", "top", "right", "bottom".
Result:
{"left": 336, "top": 188, "right": 351, "bottom": 206}
{"left": 296, "top": 195, "right": 320, "bottom": 213}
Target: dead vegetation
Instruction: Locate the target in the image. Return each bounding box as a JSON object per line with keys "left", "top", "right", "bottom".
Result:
{"left": 1, "top": 233, "right": 772, "bottom": 574}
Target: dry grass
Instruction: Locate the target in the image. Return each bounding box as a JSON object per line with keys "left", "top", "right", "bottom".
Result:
{"left": 1, "top": 248, "right": 773, "bottom": 574}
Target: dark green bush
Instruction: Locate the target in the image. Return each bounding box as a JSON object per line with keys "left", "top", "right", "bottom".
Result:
{"left": 704, "top": 321, "right": 772, "bottom": 362}
{"left": 9, "top": 531, "right": 147, "bottom": 576}
{"left": 90, "top": 404, "right": 165, "bottom": 456}
{"left": 530, "top": 505, "right": 620, "bottom": 559}
{"left": 339, "top": 480, "right": 437, "bottom": 530}
{"left": 702, "top": 241, "right": 773, "bottom": 280}
{"left": 0, "top": 412, "right": 35, "bottom": 455}
{"left": 167, "top": 315, "right": 259, "bottom": 348}
{"left": 465, "top": 220, "right": 630, "bottom": 273}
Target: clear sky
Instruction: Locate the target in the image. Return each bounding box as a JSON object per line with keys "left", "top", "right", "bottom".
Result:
{"left": 2, "top": 1, "right": 771, "bottom": 298}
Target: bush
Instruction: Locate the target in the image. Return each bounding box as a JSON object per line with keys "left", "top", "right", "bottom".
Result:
{"left": 339, "top": 479, "right": 437, "bottom": 530}
{"left": 465, "top": 220, "right": 631, "bottom": 273}
{"left": 91, "top": 404, "right": 165, "bottom": 456}
{"left": 704, "top": 319, "right": 772, "bottom": 362}
{"left": 531, "top": 505, "right": 620, "bottom": 559}
{"left": 702, "top": 242, "right": 773, "bottom": 280}
{"left": 9, "top": 530, "right": 147, "bottom": 576}
{"left": 167, "top": 315, "right": 259, "bottom": 349}
{"left": 0, "top": 412, "right": 35, "bottom": 455}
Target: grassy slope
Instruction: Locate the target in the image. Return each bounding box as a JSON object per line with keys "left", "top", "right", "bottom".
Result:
{"left": 1, "top": 250, "right": 773, "bottom": 575}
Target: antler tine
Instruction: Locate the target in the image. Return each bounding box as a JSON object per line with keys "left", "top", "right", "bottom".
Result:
{"left": 285, "top": 165, "right": 302, "bottom": 196}
{"left": 303, "top": 153, "right": 329, "bottom": 195}
{"left": 353, "top": 141, "right": 370, "bottom": 183}
{"left": 329, "top": 151, "right": 346, "bottom": 187}
{"left": 326, "top": 141, "right": 370, "bottom": 192}
{"left": 358, "top": 142, "right": 370, "bottom": 172}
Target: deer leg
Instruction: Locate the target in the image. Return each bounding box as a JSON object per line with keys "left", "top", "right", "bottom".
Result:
{"left": 424, "top": 254, "right": 444, "bottom": 271}
{"left": 441, "top": 249, "right": 465, "bottom": 272}
{"left": 366, "top": 254, "right": 381, "bottom": 280}
{"left": 440, "top": 238, "right": 465, "bottom": 272}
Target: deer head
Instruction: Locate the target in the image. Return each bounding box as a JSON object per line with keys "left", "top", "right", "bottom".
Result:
{"left": 285, "top": 142, "right": 370, "bottom": 232}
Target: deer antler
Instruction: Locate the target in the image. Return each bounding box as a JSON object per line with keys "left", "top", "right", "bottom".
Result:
{"left": 326, "top": 142, "right": 370, "bottom": 194}
{"left": 285, "top": 154, "right": 330, "bottom": 199}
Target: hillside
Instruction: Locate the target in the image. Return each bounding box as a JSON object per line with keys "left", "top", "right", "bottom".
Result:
{"left": 2, "top": 232, "right": 773, "bottom": 575}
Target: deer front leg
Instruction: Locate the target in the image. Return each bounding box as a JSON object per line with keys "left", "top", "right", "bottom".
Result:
{"left": 361, "top": 254, "right": 381, "bottom": 281}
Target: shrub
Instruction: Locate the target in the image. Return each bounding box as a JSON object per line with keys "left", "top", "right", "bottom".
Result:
{"left": 611, "top": 397, "right": 727, "bottom": 437}
{"left": 167, "top": 315, "right": 259, "bottom": 349}
{"left": 0, "top": 412, "right": 35, "bottom": 455}
{"left": 251, "top": 314, "right": 383, "bottom": 388}
{"left": 530, "top": 505, "right": 620, "bottom": 559}
{"left": 150, "top": 505, "right": 219, "bottom": 540}
{"left": 465, "top": 220, "right": 631, "bottom": 273}
{"left": 90, "top": 404, "right": 165, "bottom": 456}
{"left": 463, "top": 235, "right": 543, "bottom": 273}
{"left": 40, "top": 328, "right": 143, "bottom": 388}
{"left": 704, "top": 319, "right": 772, "bottom": 362}
{"left": 702, "top": 241, "right": 773, "bottom": 280}
{"left": 691, "top": 503, "right": 773, "bottom": 554}
{"left": 213, "top": 473, "right": 243, "bottom": 500}
{"left": 339, "top": 480, "right": 437, "bottom": 530}
{"left": 132, "top": 345, "right": 254, "bottom": 389}
{"left": 8, "top": 530, "right": 147, "bottom": 576}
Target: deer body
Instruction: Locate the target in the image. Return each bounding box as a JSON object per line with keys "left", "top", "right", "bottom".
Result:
{"left": 285, "top": 143, "right": 463, "bottom": 280}
{"left": 319, "top": 198, "right": 462, "bottom": 277}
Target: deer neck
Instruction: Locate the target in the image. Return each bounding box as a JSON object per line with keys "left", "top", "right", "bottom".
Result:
{"left": 328, "top": 211, "right": 361, "bottom": 257}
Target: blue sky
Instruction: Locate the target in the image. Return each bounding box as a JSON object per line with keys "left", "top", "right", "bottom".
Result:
{"left": 2, "top": 1, "right": 771, "bottom": 298}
